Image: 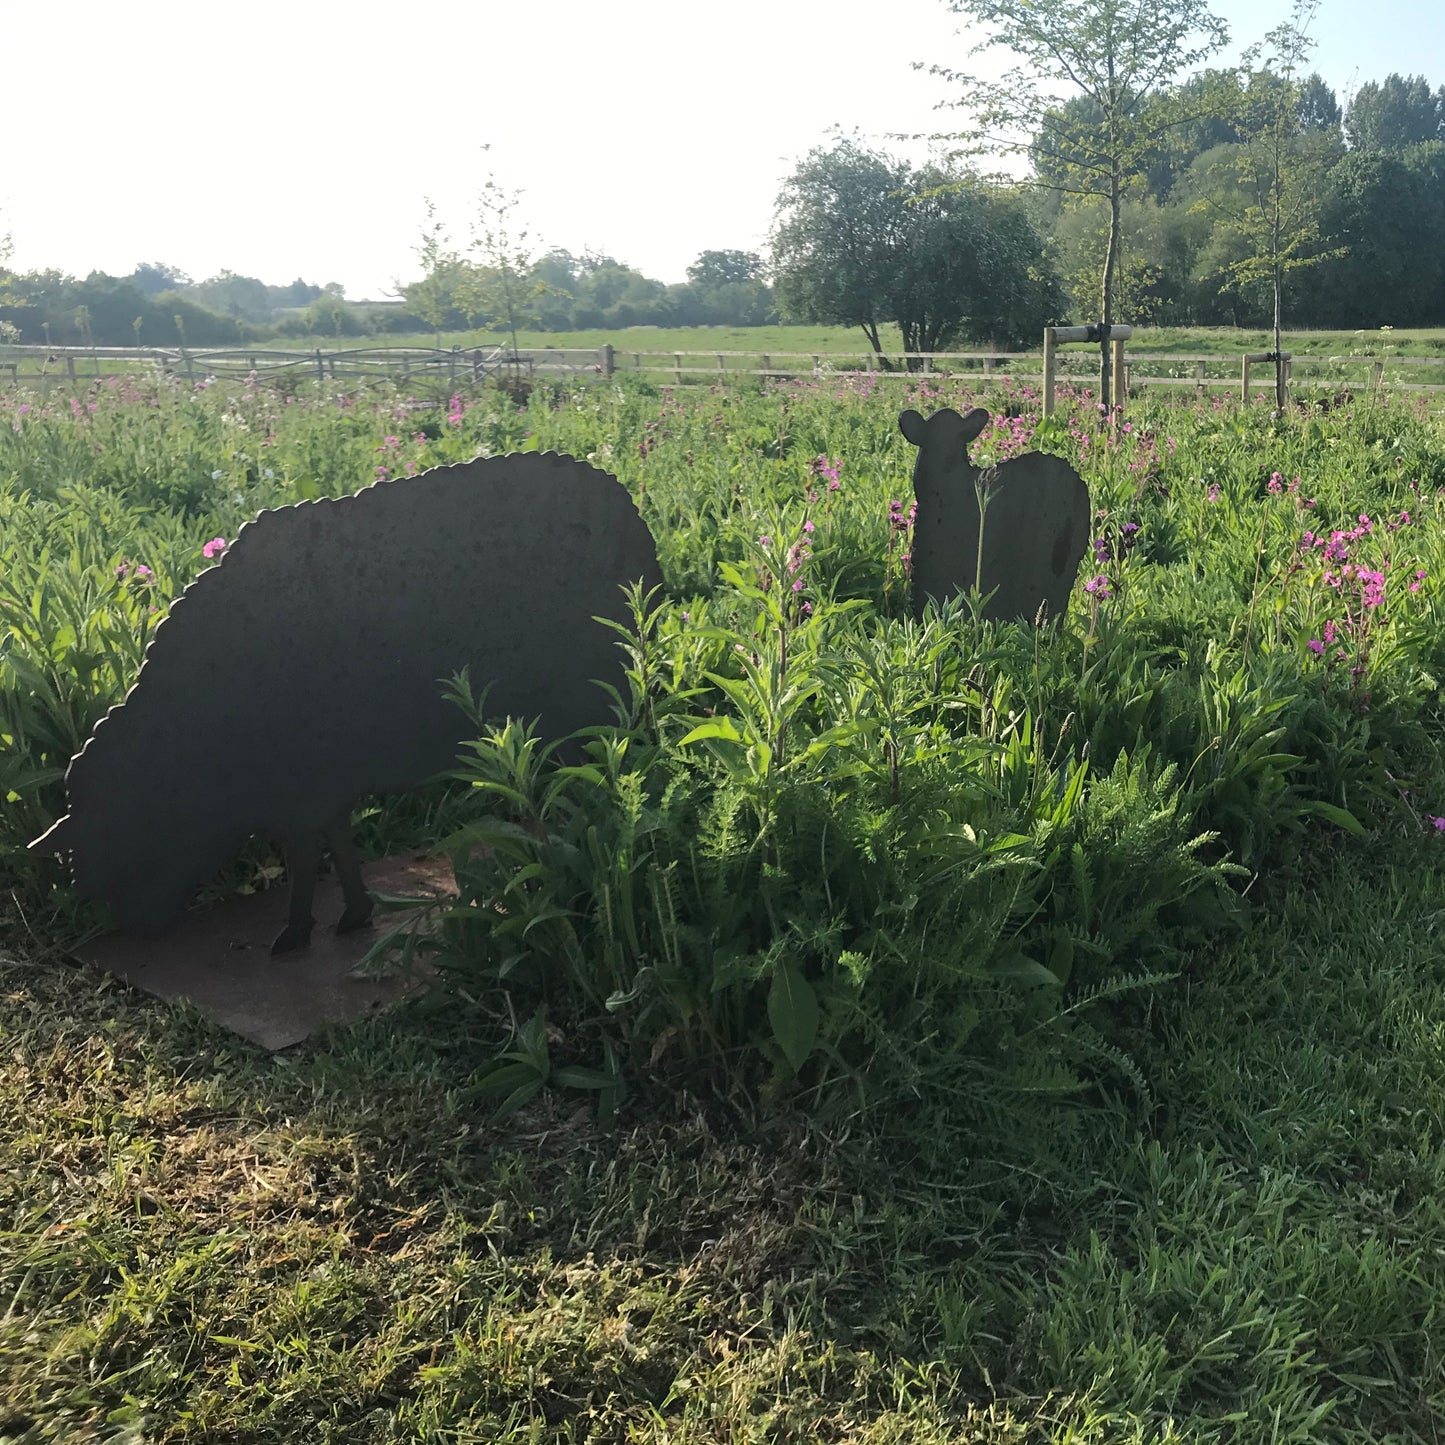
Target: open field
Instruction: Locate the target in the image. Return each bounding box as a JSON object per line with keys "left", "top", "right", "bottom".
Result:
{"left": 5, "top": 371, "right": 1445, "bottom": 1438}
{"left": 266, "top": 323, "right": 1445, "bottom": 360}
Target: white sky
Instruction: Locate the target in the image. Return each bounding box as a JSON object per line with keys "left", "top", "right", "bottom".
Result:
{"left": 5, "top": 0, "right": 1442, "bottom": 299}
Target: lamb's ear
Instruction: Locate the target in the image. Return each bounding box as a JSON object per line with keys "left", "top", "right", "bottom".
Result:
{"left": 30, "top": 816, "right": 73, "bottom": 856}
{"left": 960, "top": 407, "right": 990, "bottom": 442}
{"left": 898, "top": 410, "right": 927, "bottom": 446}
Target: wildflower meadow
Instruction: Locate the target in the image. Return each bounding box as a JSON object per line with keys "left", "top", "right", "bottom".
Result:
{"left": 5, "top": 367, "right": 1445, "bottom": 1440}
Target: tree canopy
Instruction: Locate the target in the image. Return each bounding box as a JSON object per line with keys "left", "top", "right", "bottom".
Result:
{"left": 927, "top": 0, "right": 1232, "bottom": 409}
{"left": 770, "top": 138, "right": 1061, "bottom": 359}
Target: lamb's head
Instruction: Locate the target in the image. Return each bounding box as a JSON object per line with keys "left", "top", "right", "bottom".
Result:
{"left": 898, "top": 406, "right": 991, "bottom": 470}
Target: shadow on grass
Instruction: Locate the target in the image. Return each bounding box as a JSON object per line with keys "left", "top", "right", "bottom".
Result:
{"left": 6, "top": 829, "right": 1445, "bottom": 1443}
{"left": 0, "top": 946, "right": 1073, "bottom": 1443}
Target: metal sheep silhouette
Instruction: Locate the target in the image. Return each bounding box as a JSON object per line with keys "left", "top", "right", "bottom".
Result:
{"left": 900, "top": 407, "right": 1091, "bottom": 624}
{"left": 31, "top": 452, "right": 663, "bottom": 954}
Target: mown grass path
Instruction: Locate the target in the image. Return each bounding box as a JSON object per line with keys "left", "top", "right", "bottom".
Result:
{"left": 3, "top": 829, "right": 1444, "bottom": 1442}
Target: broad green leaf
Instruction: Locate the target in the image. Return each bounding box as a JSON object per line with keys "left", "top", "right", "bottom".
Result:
{"left": 768, "top": 962, "right": 818, "bottom": 1073}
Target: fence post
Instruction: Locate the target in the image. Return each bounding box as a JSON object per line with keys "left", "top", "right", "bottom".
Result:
{"left": 813, "top": 354, "right": 821, "bottom": 378}
{"left": 633, "top": 352, "right": 640, "bottom": 373}
{"left": 1113, "top": 337, "right": 1128, "bottom": 417}
{"left": 982, "top": 357, "right": 994, "bottom": 377}
{"left": 674, "top": 353, "right": 682, "bottom": 384}
{"left": 65, "top": 355, "right": 76, "bottom": 385}
{"left": 315, "top": 349, "right": 325, "bottom": 384}
{"left": 1042, "top": 328, "right": 1057, "bottom": 418}
{"left": 183, "top": 349, "right": 195, "bottom": 386}
{"left": 761, "top": 353, "right": 771, "bottom": 379}
{"left": 599, "top": 343, "right": 615, "bottom": 378}
{"left": 718, "top": 354, "right": 725, "bottom": 380}
{"left": 449, "top": 348, "right": 457, "bottom": 386}
{"left": 1194, "top": 359, "right": 1206, "bottom": 396}
{"left": 1372, "top": 359, "right": 1384, "bottom": 399}
{"left": 1242, "top": 355, "right": 1251, "bottom": 404}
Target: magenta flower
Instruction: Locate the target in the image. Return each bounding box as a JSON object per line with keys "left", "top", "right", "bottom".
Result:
{"left": 202, "top": 537, "right": 228, "bottom": 560}
{"left": 1083, "top": 574, "right": 1112, "bottom": 599}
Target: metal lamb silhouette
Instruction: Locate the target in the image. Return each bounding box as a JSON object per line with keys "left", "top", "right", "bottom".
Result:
{"left": 31, "top": 452, "right": 663, "bottom": 954}
{"left": 900, "top": 406, "right": 1090, "bottom": 623}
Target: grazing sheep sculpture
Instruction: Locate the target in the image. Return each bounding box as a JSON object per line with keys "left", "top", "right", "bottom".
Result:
{"left": 30, "top": 452, "right": 663, "bottom": 953}
{"left": 899, "top": 407, "right": 1091, "bottom": 624}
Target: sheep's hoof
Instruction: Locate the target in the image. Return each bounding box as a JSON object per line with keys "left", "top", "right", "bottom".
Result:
{"left": 335, "top": 901, "right": 374, "bottom": 936}
{"left": 271, "top": 920, "right": 315, "bottom": 955}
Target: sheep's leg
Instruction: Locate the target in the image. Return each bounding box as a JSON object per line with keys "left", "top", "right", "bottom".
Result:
{"left": 326, "top": 812, "right": 374, "bottom": 936}
{"left": 272, "top": 829, "right": 322, "bottom": 955}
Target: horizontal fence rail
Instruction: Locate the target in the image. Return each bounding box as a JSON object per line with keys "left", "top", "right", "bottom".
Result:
{"left": 3, "top": 343, "right": 1444, "bottom": 398}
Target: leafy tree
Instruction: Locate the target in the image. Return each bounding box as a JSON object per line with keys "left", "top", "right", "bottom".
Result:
{"left": 462, "top": 154, "right": 549, "bottom": 357}
{"left": 305, "top": 291, "right": 360, "bottom": 337}
{"left": 678, "top": 250, "right": 775, "bottom": 326}
{"left": 1309, "top": 150, "right": 1445, "bottom": 325}
{"left": 127, "top": 261, "right": 191, "bottom": 296}
{"left": 927, "top": 0, "right": 1230, "bottom": 411}
{"left": 406, "top": 199, "right": 462, "bottom": 345}
{"left": 190, "top": 271, "right": 273, "bottom": 323}
{"left": 771, "top": 138, "right": 1060, "bottom": 361}
{"left": 770, "top": 140, "right": 904, "bottom": 360}
{"left": 271, "top": 277, "right": 322, "bottom": 308}
{"left": 1190, "top": 0, "right": 1341, "bottom": 402}
{"left": 1051, "top": 197, "right": 1171, "bottom": 325}
{"left": 686, "top": 250, "right": 766, "bottom": 288}
{"left": 1345, "top": 73, "right": 1443, "bottom": 153}
{"left": 1296, "top": 73, "right": 1342, "bottom": 133}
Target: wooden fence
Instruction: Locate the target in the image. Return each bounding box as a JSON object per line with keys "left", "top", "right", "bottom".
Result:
{"left": 4, "top": 342, "right": 1445, "bottom": 401}
{"left": 0, "top": 344, "right": 513, "bottom": 388}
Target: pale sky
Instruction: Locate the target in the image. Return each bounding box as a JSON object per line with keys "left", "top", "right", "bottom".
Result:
{"left": 4, "top": 0, "right": 1442, "bottom": 300}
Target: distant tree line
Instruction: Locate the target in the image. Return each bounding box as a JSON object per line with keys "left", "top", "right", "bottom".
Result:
{"left": 396, "top": 247, "right": 778, "bottom": 338}
{"left": 0, "top": 262, "right": 354, "bottom": 347}
{"left": 1035, "top": 68, "right": 1445, "bottom": 330}
{"left": 768, "top": 65, "right": 1445, "bottom": 363}
{"left": 0, "top": 248, "right": 780, "bottom": 348}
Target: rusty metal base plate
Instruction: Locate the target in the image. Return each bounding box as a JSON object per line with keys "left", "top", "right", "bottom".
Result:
{"left": 71, "top": 854, "right": 456, "bottom": 1051}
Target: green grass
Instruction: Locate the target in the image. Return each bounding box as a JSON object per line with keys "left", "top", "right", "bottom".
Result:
{"left": 266, "top": 322, "right": 1445, "bottom": 359}
{"left": 7, "top": 371, "right": 1445, "bottom": 1438}
{"left": 253, "top": 322, "right": 1445, "bottom": 393}
{"left": 4, "top": 827, "right": 1445, "bottom": 1440}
